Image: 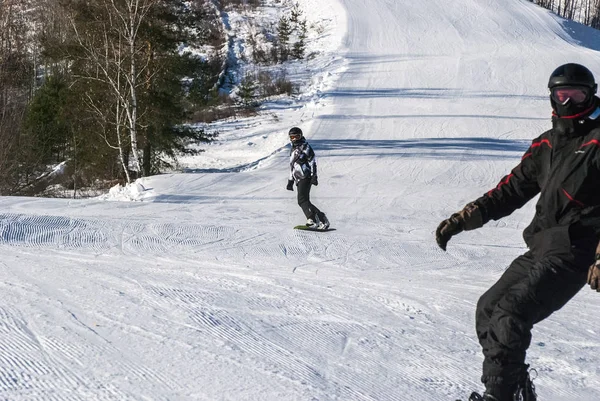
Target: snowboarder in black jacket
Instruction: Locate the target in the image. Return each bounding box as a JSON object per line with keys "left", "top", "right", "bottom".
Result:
{"left": 437, "top": 63, "right": 600, "bottom": 401}
{"left": 286, "top": 127, "right": 330, "bottom": 229}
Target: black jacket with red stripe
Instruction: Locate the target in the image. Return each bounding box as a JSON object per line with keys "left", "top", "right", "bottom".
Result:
{"left": 474, "top": 102, "right": 600, "bottom": 257}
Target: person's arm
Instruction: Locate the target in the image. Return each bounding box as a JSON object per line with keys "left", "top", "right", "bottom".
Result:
{"left": 287, "top": 148, "right": 295, "bottom": 189}
{"left": 305, "top": 144, "right": 319, "bottom": 185}
{"left": 306, "top": 144, "right": 318, "bottom": 179}
{"left": 474, "top": 139, "right": 542, "bottom": 223}
{"left": 436, "top": 138, "right": 542, "bottom": 250}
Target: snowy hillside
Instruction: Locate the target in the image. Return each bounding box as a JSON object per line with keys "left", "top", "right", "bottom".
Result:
{"left": 1, "top": 0, "right": 600, "bottom": 400}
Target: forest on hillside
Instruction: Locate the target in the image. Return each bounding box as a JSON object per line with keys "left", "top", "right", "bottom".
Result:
{"left": 3, "top": 0, "right": 598, "bottom": 198}
{"left": 0, "top": 0, "right": 309, "bottom": 197}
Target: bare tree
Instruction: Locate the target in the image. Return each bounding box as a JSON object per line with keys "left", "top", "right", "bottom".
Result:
{"left": 66, "top": 0, "right": 159, "bottom": 182}
{"left": 0, "top": 0, "right": 35, "bottom": 194}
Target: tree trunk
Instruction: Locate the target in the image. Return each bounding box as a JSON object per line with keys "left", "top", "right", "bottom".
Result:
{"left": 128, "top": 5, "right": 142, "bottom": 175}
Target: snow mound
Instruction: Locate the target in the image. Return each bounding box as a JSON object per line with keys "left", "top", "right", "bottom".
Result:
{"left": 97, "top": 179, "right": 153, "bottom": 202}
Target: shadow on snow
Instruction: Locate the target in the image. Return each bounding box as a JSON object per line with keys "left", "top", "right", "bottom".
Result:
{"left": 309, "top": 137, "right": 531, "bottom": 159}
{"left": 181, "top": 137, "right": 531, "bottom": 176}
{"left": 322, "top": 87, "right": 548, "bottom": 102}
{"left": 555, "top": 16, "right": 600, "bottom": 53}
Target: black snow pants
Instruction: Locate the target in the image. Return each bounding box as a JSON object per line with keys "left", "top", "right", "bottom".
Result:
{"left": 475, "top": 244, "right": 593, "bottom": 388}
{"left": 297, "top": 178, "right": 322, "bottom": 220}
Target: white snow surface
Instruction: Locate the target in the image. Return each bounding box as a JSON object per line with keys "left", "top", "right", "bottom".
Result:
{"left": 1, "top": 1, "right": 600, "bottom": 400}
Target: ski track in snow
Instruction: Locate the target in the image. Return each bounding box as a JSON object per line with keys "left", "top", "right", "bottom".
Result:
{"left": 0, "top": 307, "right": 138, "bottom": 400}
{"left": 0, "top": 212, "right": 466, "bottom": 272}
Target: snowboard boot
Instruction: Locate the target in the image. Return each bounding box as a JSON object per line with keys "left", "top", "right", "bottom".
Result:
{"left": 481, "top": 370, "right": 536, "bottom": 401}
{"left": 513, "top": 370, "right": 537, "bottom": 401}
{"left": 455, "top": 392, "right": 499, "bottom": 401}
{"left": 306, "top": 215, "right": 320, "bottom": 228}
{"left": 484, "top": 381, "right": 515, "bottom": 401}
{"left": 317, "top": 212, "right": 330, "bottom": 229}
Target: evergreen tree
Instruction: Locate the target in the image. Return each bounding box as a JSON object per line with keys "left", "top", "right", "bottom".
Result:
{"left": 136, "top": 1, "right": 220, "bottom": 176}
{"left": 22, "top": 75, "right": 70, "bottom": 165}
{"left": 292, "top": 19, "right": 307, "bottom": 60}
{"left": 238, "top": 72, "right": 259, "bottom": 108}
{"left": 290, "top": 2, "right": 302, "bottom": 25}
{"left": 277, "top": 16, "right": 292, "bottom": 61}
{"left": 42, "top": 0, "right": 220, "bottom": 182}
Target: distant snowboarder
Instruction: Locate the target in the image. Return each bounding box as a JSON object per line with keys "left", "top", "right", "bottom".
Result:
{"left": 438, "top": 63, "right": 600, "bottom": 401}
{"left": 286, "top": 127, "right": 330, "bottom": 230}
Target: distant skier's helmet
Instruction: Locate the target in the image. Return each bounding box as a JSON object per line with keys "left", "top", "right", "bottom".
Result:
{"left": 548, "top": 63, "right": 597, "bottom": 117}
{"left": 289, "top": 127, "right": 303, "bottom": 144}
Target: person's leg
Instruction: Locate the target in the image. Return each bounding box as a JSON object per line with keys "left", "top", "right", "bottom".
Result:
{"left": 480, "top": 252, "right": 589, "bottom": 398}
{"left": 474, "top": 253, "right": 536, "bottom": 400}
{"left": 476, "top": 253, "right": 534, "bottom": 380}
{"left": 297, "top": 178, "right": 319, "bottom": 219}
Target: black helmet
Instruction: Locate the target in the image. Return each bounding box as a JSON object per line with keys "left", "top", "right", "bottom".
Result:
{"left": 548, "top": 63, "right": 596, "bottom": 89}
{"left": 548, "top": 63, "right": 597, "bottom": 117}
{"left": 288, "top": 127, "right": 304, "bottom": 145}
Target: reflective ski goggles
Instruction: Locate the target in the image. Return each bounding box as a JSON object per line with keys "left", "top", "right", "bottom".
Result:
{"left": 550, "top": 86, "right": 592, "bottom": 105}
{"left": 289, "top": 134, "right": 302, "bottom": 141}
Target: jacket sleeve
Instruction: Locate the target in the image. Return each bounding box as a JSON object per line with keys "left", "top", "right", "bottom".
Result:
{"left": 306, "top": 144, "right": 317, "bottom": 177}
{"left": 288, "top": 148, "right": 294, "bottom": 181}
{"left": 474, "top": 141, "right": 541, "bottom": 223}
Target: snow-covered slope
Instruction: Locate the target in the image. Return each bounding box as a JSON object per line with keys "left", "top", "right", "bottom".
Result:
{"left": 1, "top": 0, "right": 599, "bottom": 400}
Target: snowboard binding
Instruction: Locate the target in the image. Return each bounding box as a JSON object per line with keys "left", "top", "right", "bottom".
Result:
{"left": 457, "top": 369, "right": 537, "bottom": 401}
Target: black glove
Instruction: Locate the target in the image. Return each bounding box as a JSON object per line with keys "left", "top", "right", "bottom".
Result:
{"left": 286, "top": 180, "right": 294, "bottom": 191}
{"left": 436, "top": 214, "right": 462, "bottom": 251}
{"left": 311, "top": 175, "right": 318, "bottom": 186}
{"left": 435, "top": 202, "right": 483, "bottom": 251}
{"left": 588, "top": 261, "right": 600, "bottom": 291}
{"left": 588, "top": 245, "right": 600, "bottom": 291}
